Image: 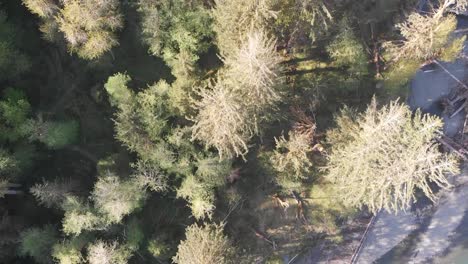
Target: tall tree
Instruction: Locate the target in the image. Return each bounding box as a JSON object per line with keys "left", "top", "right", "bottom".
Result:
{"left": 212, "top": 0, "right": 276, "bottom": 57}
{"left": 191, "top": 29, "right": 282, "bottom": 159}
{"left": 19, "top": 225, "right": 58, "bottom": 264}
{"left": 137, "top": 0, "right": 213, "bottom": 75}
{"left": 383, "top": 4, "right": 465, "bottom": 88}
{"left": 173, "top": 223, "right": 235, "bottom": 264}
{"left": 23, "top": 0, "right": 123, "bottom": 59}
{"left": 326, "top": 98, "right": 458, "bottom": 213}
{"left": 91, "top": 173, "right": 146, "bottom": 224}
{"left": 87, "top": 240, "right": 131, "bottom": 264}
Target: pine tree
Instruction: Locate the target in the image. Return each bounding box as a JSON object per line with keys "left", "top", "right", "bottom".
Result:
{"left": 223, "top": 30, "right": 282, "bottom": 108}
{"left": 19, "top": 225, "right": 58, "bottom": 264}
{"left": 173, "top": 223, "right": 235, "bottom": 264}
{"left": 271, "top": 130, "right": 314, "bottom": 190}
{"left": 191, "top": 29, "right": 282, "bottom": 159}
{"left": 383, "top": 4, "right": 465, "bottom": 88}
{"left": 326, "top": 98, "right": 459, "bottom": 213}
{"left": 137, "top": 0, "right": 213, "bottom": 74}
{"left": 30, "top": 179, "right": 76, "bottom": 208}
{"left": 177, "top": 174, "right": 216, "bottom": 220}
{"left": 212, "top": 0, "right": 276, "bottom": 57}
{"left": 52, "top": 234, "right": 90, "bottom": 264}
{"left": 61, "top": 196, "right": 101, "bottom": 236}
{"left": 191, "top": 80, "right": 253, "bottom": 159}
{"left": 87, "top": 240, "right": 131, "bottom": 264}
{"left": 23, "top": 0, "right": 123, "bottom": 59}
{"left": 91, "top": 173, "right": 146, "bottom": 224}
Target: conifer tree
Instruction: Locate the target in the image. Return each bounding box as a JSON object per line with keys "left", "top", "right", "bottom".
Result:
{"left": 52, "top": 234, "right": 90, "bottom": 264}
{"left": 61, "top": 196, "right": 101, "bottom": 236}
{"left": 326, "top": 98, "right": 459, "bottom": 213}
{"left": 212, "top": 0, "right": 276, "bottom": 57}
{"left": 173, "top": 223, "right": 235, "bottom": 264}
{"left": 19, "top": 225, "right": 58, "bottom": 264}
{"left": 91, "top": 173, "right": 146, "bottom": 224}
{"left": 137, "top": 0, "right": 213, "bottom": 74}
{"left": 31, "top": 179, "right": 76, "bottom": 208}
{"left": 271, "top": 130, "right": 314, "bottom": 190}
{"left": 22, "top": 0, "right": 123, "bottom": 59}
{"left": 383, "top": 4, "right": 465, "bottom": 88}
{"left": 87, "top": 240, "right": 131, "bottom": 264}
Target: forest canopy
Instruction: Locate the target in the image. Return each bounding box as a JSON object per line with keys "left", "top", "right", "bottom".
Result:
{"left": 1, "top": 0, "right": 467, "bottom": 263}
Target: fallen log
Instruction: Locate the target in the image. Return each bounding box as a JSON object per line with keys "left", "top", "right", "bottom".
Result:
{"left": 436, "top": 136, "right": 468, "bottom": 161}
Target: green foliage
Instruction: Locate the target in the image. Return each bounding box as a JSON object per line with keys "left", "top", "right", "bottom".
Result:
{"left": 40, "top": 120, "right": 79, "bottom": 149}
{"left": 173, "top": 223, "right": 235, "bottom": 264}
{"left": 0, "top": 148, "right": 18, "bottom": 176}
{"left": 326, "top": 98, "right": 459, "bottom": 213}
{"left": 61, "top": 196, "right": 101, "bottom": 236}
{"left": 440, "top": 35, "right": 467, "bottom": 62}
{"left": 52, "top": 235, "right": 90, "bottom": 264}
{"left": 383, "top": 59, "right": 421, "bottom": 91}
{"left": 104, "top": 73, "right": 133, "bottom": 107}
{"left": 23, "top": 0, "right": 123, "bottom": 59}
{"left": 0, "top": 87, "right": 31, "bottom": 142}
{"left": 195, "top": 156, "right": 231, "bottom": 187}
{"left": 147, "top": 238, "right": 171, "bottom": 260}
{"left": 327, "top": 19, "right": 368, "bottom": 74}
{"left": 273, "top": 0, "right": 333, "bottom": 45}
{"left": 19, "top": 225, "right": 58, "bottom": 264}
{"left": 383, "top": 9, "right": 463, "bottom": 89}
{"left": 138, "top": 0, "right": 214, "bottom": 75}
{"left": 124, "top": 218, "right": 144, "bottom": 251}
{"left": 0, "top": 12, "right": 30, "bottom": 80}
{"left": 271, "top": 130, "right": 313, "bottom": 190}
{"left": 177, "top": 174, "right": 216, "bottom": 220}
{"left": 308, "top": 183, "right": 356, "bottom": 234}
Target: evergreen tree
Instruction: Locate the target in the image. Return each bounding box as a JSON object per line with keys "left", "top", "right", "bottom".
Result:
{"left": 24, "top": 119, "right": 79, "bottom": 149}
{"left": 87, "top": 240, "right": 132, "bottom": 264}
{"left": 0, "top": 87, "right": 31, "bottom": 142}
{"left": 212, "top": 0, "right": 276, "bottom": 57}
{"left": 273, "top": 0, "right": 333, "bottom": 46}
{"left": 173, "top": 223, "right": 235, "bottom": 264}
{"left": 177, "top": 174, "right": 216, "bottom": 220}
{"left": 19, "top": 225, "right": 58, "bottom": 264}
{"left": 31, "top": 178, "right": 77, "bottom": 208}
{"left": 191, "top": 29, "right": 282, "bottom": 159}
{"left": 52, "top": 234, "right": 90, "bottom": 264}
{"left": 61, "top": 196, "right": 101, "bottom": 236}
{"left": 137, "top": 0, "right": 213, "bottom": 75}
{"left": 91, "top": 173, "right": 146, "bottom": 224}
{"left": 271, "top": 130, "right": 314, "bottom": 190}
{"left": 326, "top": 19, "right": 368, "bottom": 74}
{"left": 23, "top": 0, "right": 123, "bottom": 59}
{"left": 383, "top": 5, "right": 465, "bottom": 88}
{"left": 326, "top": 98, "right": 459, "bottom": 213}
{"left": 0, "top": 11, "right": 31, "bottom": 80}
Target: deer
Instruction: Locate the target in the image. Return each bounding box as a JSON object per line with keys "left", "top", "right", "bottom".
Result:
{"left": 272, "top": 194, "right": 290, "bottom": 213}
